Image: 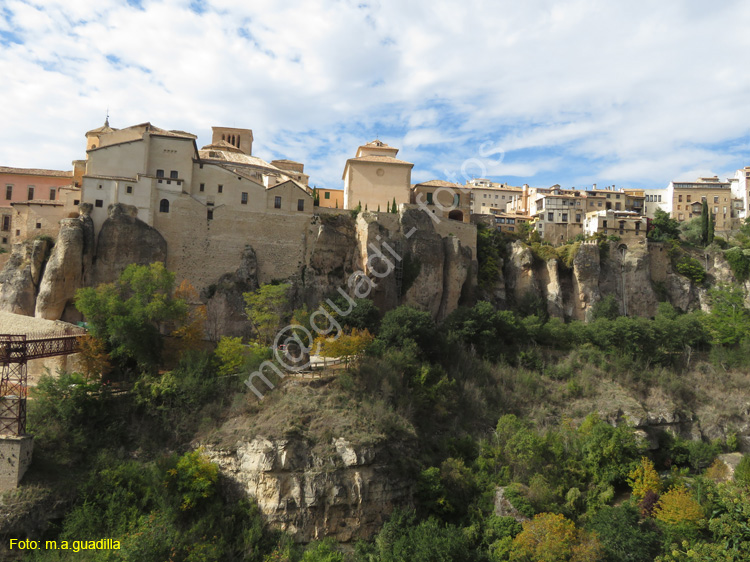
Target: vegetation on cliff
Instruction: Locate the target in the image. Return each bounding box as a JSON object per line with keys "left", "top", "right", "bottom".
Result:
{"left": 6, "top": 258, "right": 750, "bottom": 561}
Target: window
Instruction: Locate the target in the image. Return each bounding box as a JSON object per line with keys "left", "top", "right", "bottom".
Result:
{"left": 724, "top": 206, "right": 727, "bottom": 214}
{"left": 562, "top": 214, "right": 568, "bottom": 222}
{"left": 297, "top": 199, "right": 305, "bottom": 211}
{"left": 678, "top": 213, "right": 684, "bottom": 220}
{"left": 35, "top": 222, "right": 41, "bottom": 229}
{"left": 125, "top": 185, "right": 132, "bottom": 194}
{"left": 426, "top": 192, "right": 433, "bottom": 204}
{"left": 576, "top": 214, "right": 581, "bottom": 222}
{"left": 713, "top": 195, "right": 719, "bottom": 203}
{"left": 159, "top": 199, "right": 170, "bottom": 213}
{"left": 199, "top": 183, "right": 205, "bottom": 192}
{"left": 607, "top": 194, "right": 611, "bottom": 199}
{"left": 98, "top": 184, "right": 102, "bottom": 189}
{"left": 218, "top": 184, "right": 223, "bottom": 193}
{"left": 5, "top": 185, "right": 11, "bottom": 200}
{"left": 603, "top": 220, "right": 608, "bottom": 228}
{"left": 241, "top": 192, "right": 248, "bottom": 205}
{"left": 598, "top": 202, "right": 602, "bottom": 207}
{"left": 73, "top": 199, "right": 80, "bottom": 205}
{"left": 454, "top": 194, "right": 460, "bottom": 207}
{"left": 686, "top": 195, "right": 691, "bottom": 202}
{"left": 714, "top": 206, "right": 719, "bottom": 213}
{"left": 274, "top": 196, "right": 282, "bottom": 209}
{"left": 678, "top": 194, "right": 683, "bottom": 202}
{"left": 170, "top": 170, "right": 178, "bottom": 179}
{"left": 658, "top": 195, "right": 662, "bottom": 202}
{"left": 324, "top": 192, "right": 330, "bottom": 199}
{"left": 95, "top": 199, "right": 103, "bottom": 207}
{"left": 615, "top": 203, "right": 621, "bottom": 210}
{"left": 27, "top": 186, "right": 34, "bottom": 200}
{"left": 677, "top": 205, "right": 681, "bottom": 210}
{"left": 1, "top": 237, "right": 6, "bottom": 244}
{"left": 616, "top": 194, "right": 620, "bottom": 199}
{"left": 548, "top": 212, "right": 553, "bottom": 221}
{"left": 156, "top": 169, "right": 164, "bottom": 178}
{"left": 1, "top": 216, "right": 9, "bottom": 231}
{"left": 207, "top": 209, "right": 213, "bottom": 220}
{"left": 49, "top": 188, "right": 56, "bottom": 201}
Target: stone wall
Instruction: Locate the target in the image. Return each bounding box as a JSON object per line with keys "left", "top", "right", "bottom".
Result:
{"left": 0, "top": 436, "right": 33, "bottom": 492}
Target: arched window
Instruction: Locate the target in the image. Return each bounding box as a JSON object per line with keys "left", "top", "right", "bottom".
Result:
{"left": 159, "top": 199, "right": 170, "bottom": 213}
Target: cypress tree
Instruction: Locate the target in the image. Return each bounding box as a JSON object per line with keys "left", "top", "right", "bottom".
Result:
{"left": 386, "top": 200, "right": 391, "bottom": 213}
{"left": 391, "top": 197, "right": 397, "bottom": 213}
{"left": 701, "top": 199, "right": 709, "bottom": 245}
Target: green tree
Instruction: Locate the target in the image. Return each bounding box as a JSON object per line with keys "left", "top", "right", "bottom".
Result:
{"left": 377, "top": 305, "right": 440, "bottom": 358}
{"left": 75, "top": 262, "right": 188, "bottom": 372}
{"left": 701, "top": 200, "right": 709, "bottom": 245}
{"left": 705, "top": 285, "right": 750, "bottom": 345}
{"left": 628, "top": 456, "right": 662, "bottom": 500}
{"left": 587, "top": 504, "right": 661, "bottom": 562}
{"left": 244, "top": 283, "right": 291, "bottom": 345}
{"left": 708, "top": 210, "right": 715, "bottom": 244}
{"left": 648, "top": 209, "right": 681, "bottom": 241}
{"left": 591, "top": 295, "right": 620, "bottom": 320}
{"left": 392, "top": 196, "right": 397, "bottom": 213}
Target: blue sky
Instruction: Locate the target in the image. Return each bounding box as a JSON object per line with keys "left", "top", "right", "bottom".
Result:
{"left": 2, "top": 0, "right": 750, "bottom": 191}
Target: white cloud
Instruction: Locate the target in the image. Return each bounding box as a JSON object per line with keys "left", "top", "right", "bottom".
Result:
{"left": 1, "top": 0, "right": 750, "bottom": 190}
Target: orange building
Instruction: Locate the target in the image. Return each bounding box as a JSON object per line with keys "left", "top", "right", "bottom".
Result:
{"left": 317, "top": 188, "right": 344, "bottom": 209}
{"left": 0, "top": 167, "right": 74, "bottom": 250}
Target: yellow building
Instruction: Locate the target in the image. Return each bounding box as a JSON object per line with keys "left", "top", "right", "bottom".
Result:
{"left": 669, "top": 177, "right": 735, "bottom": 230}
{"left": 342, "top": 140, "right": 413, "bottom": 211}
{"left": 317, "top": 188, "right": 344, "bottom": 209}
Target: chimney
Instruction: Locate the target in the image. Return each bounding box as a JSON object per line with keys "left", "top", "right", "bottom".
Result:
{"left": 593, "top": 183, "right": 596, "bottom": 190}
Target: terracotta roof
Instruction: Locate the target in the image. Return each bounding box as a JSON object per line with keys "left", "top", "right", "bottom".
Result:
{"left": 199, "top": 149, "right": 283, "bottom": 172}
{"left": 200, "top": 140, "right": 243, "bottom": 153}
{"left": 346, "top": 155, "right": 413, "bottom": 165}
{"left": 0, "top": 166, "right": 73, "bottom": 178}
{"left": 414, "top": 179, "right": 463, "bottom": 188}
{"left": 362, "top": 139, "right": 395, "bottom": 149}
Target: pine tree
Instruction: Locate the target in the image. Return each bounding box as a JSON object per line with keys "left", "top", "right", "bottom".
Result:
{"left": 365, "top": 203, "right": 368, "bottom": 211}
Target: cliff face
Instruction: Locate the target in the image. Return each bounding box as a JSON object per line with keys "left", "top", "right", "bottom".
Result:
{"left": 90, "top": 204, "right": 167, "bottom": 286}
{"left": 0, "top": 238, "right": 53, "bottom": 316}
{"left": 35, "top": 214, "right": 95, "bottom": 321}
{"left": 204, "top": 437, "right": 413, "bottom": 543}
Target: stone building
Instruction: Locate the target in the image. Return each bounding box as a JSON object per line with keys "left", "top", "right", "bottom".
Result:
{"left": 668, "top": 176, "right": 736, "bottom": 231}
{"left": 465, "top": 178, "right": 524, "bottom": 215}
{"left": 0, "top": 167, "right": 76, "bottom": 251}
{"left": 342, "top": 140, "right": 413, "bottom": 211}
{"left": 411, "top": 180, "right": 471, "bottom": 223}
{"left": 583, "top": 209, "right": 647, "bottom": 241}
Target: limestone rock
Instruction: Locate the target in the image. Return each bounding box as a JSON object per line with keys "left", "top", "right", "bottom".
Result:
{"left": 618, "top": 243, "right": 659, "bottom": 318}
{"left": 493, "top": 486, "right": 529, "bottom": 522}
{"left": 35, "top": 215, "right": 95, "bottom": 320}
{"left": 204, "top": 246, "right": 259, "bottom": 340}
{"left": 545, "top": 259, "right": 565, "bottom": 318}
{"left": 205, "top": 437, "right": 413, "bottom": 543}
{"left": 572, "top": 242, "right": 601, "bottom": 321}
{"left": 90, "top": 203, "right": 167, "bottom": 286}
{"left": 303, "top": 215, "right": 357, "bottom": 307}
{"left": 504, "top": 241, "right": 538, "bottom": 304}
{"left": 399, "top": 209, "right": 446, "bottom": 318}
{"left": 437, "top": 236, "right": 472, "bottom": 321}
{"left": 0, "top": 238, "right": 53, "bottom": 316}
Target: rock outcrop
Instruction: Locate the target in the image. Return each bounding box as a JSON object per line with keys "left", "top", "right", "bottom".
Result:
{"left": 0, "top": 238, "right": 53, "bottom": 316}
{"left": 571, "top": 242, "right": 601, "bottom": 321}
{"left": 205, "top": 437, "right": 413, "bottom": 543}
{"left": 35, "top": 214, "right": 95, "bottom": 320}
{"left": 90, "top": 203, "right": 167, "bottom": 286}
{"left": 303, "top": 215, "right": 358, "bottom": 307}
{"left": 353, "top": 209, "right": 474, "bottom": 320}
{"left": 204, "top": 246, "right": 260, "bottom": 340}
{"left": 504, "top": 241, "right": 539, "bottom": 306}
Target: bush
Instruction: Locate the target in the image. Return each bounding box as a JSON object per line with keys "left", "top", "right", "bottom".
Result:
{"left": 675, "top": 256, "right": 706, "bottom": 284}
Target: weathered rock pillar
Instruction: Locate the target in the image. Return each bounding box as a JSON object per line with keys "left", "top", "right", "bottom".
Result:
{"left": 0, "top": 435, "right": 33, "bottom": 491}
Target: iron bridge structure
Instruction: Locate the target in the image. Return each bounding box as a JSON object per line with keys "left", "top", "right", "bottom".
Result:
{"left": 0, "top": 333, "right": 81, "bottom": 436}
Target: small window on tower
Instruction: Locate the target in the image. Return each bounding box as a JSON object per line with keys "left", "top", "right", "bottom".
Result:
{"left": 95, "top": 199, "right": 103, "bottom": 207}
{"left": 170, "top": 170, "right": 178, "bottom": 179}
{"left": 35, "top": 222, "right": 41, "bottom": 229}
{"left": 126, "top": 185, "right": 133, "bottom": 194}
{"left": 199, "top": 183, "right": 205, "bottom": 192}
{"left": 241, "top": 192, "right": 248, "bottom": 204}
{"left": 49, "top": 188, "right": 56, "bottom": 200}
{"left": 27, "top": 187, "right": 34, "bottom": 200}
{"left": 156, "top": 169, "right": 164, "bottom": 178}
{"left": 218, "top": 185, "right": 223, "bottom": 193}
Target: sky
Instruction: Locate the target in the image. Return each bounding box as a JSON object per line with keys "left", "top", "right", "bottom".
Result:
{"left": 1, "top": 0, "right": 750, "bottom": 191}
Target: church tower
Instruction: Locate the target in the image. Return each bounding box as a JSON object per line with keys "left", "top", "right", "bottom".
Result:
{"left": 342, "top": 140, "right": 413, "bottom": 211}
